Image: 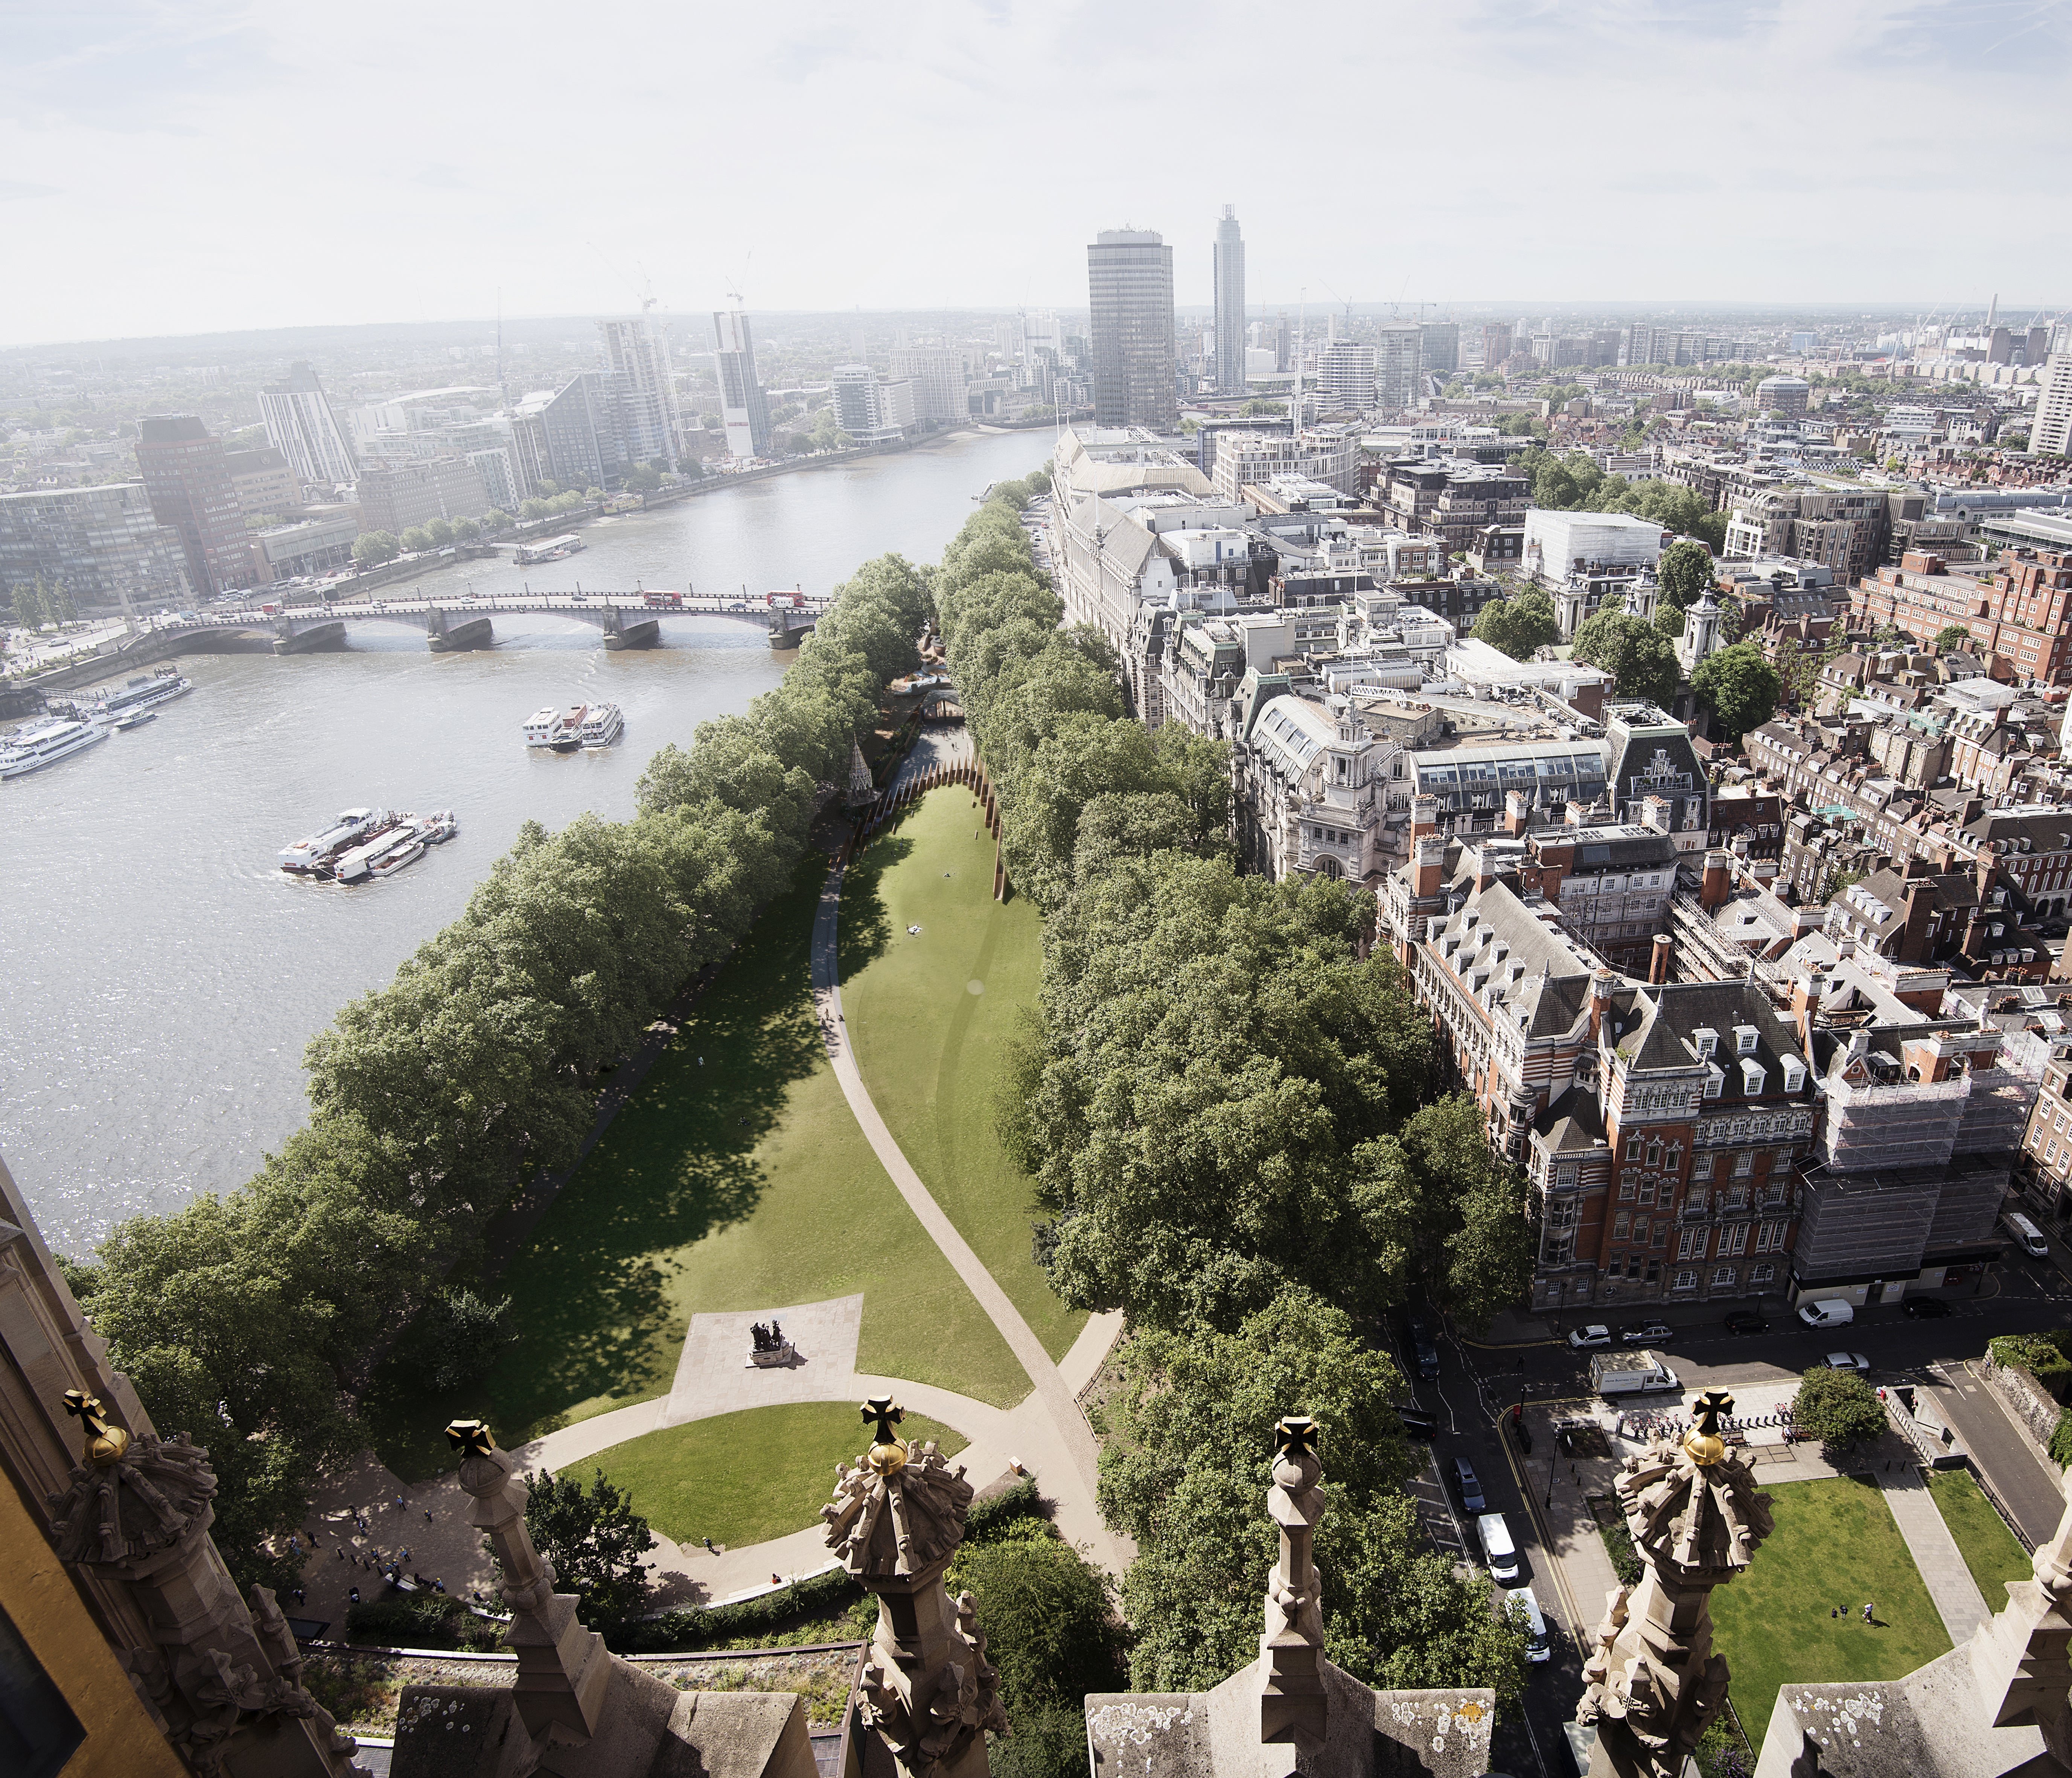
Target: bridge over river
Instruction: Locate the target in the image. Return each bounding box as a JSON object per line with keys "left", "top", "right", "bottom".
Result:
{"left": 152, "top": 591, "right": 828, "bottom": 655}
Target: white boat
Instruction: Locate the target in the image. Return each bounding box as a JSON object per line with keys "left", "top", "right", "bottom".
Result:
{"left": 94, "top": 672, "right": 192, "bottom": 720}
{"left": 549, "top": 705, "right": 587, "bottom": 752}
{"left": 112, "top": 710, "right": 158, "bottom": 731}
{"left": 367, "top": 831, "right": 425, "bottom": 878}
{"left": 417, "top": 810, "right": 458, "bottom": 843}
{"left": 579, "top": 702, "right": 624, "bottom": 749}
{"left": 0, "top": 718, "right": 110, "bottom": 779}
{"left": 522, "top": 706, "right": 563, "bottom": 748}
{"left": 279, "top": 807, "right": 389, "bottom": 874}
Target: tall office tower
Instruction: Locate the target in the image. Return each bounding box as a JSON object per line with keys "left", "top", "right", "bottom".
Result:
{"left": 1482, "top": 321, "right": 1513, "bottom": 371}
{"left": 1276, "top": 312, "right": 1291, "bottom": 371}
{"left": 1212, "top": 205, "right": 1246, "bottom": 396}
{"left": 1316, "top": 340, "right": 1377, "bottom": 410}
{"left": 0, "top": 483, "right": 193, "bottom": 614}
{"left": 257, "top": 360, "right": 357, "bottom": 489}
{"left": 1419, "top": 322, "right": 1460, "bottom": 376}
{"left": 2023, "top": 326, "right": 2051, "bottom": 367}
{"left": 888, "top": 345, "right": 968, "bottom": 422}
{"left": 2034, "top": 356, "right": 2072, "bottom": 457}
{"left": 1087, "top": 228, "right": 1177, "bottom": 430}
{"left": 712, "top": 311, "right": 772, "bottom": 459}
{"left": 597, "top": 317, "right": 682, "bottom": 470}
{"left": 1375, "top": 323, "right": 1423, "bottom": 412}
{"left": 134, "top": 415, "right": 250, "bottom": 595}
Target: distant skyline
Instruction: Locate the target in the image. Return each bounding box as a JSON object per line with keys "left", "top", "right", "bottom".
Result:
{"left": 5, "top": 0, "right": 2070, "bottom": 347}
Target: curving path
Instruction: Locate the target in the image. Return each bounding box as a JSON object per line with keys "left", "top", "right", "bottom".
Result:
{"left": 812, "top": 793, "right": 1128, "bottom": 1577}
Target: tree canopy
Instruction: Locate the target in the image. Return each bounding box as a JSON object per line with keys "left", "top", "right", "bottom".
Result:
{"left": 1571, "top": 610, "right": 1680, "bottom": 706}
{"left": 1790, "top": 1365, "right": 1886, "bottom": 1455}
{"left": 1470, "top": 588, "right": 1560, "bottom": 660}
{"left": 1656, "top": 539, "right": 1715, "bottom": 611}
{"left": 1934, "top": 624, "right": 1970, "bottom": 653}
{"left": 524, "top": 1466, "right": 657, "bottom": 1632}
{"left": 1690, "top": 642, "right": 1781, "bottom": 742}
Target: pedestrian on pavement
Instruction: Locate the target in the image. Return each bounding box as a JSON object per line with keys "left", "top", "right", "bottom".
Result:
{"left": 1830, "top": 1608, "right": 1838, "bottom": 1618}
{"left": 703, "top": 1537, "right": 715, "bottom": 1553}
{"left": 425, "top": 1509, "right": 434, "bottom": 1523}
{"left": 294, "top": 1589, "right": 306, "bottom": 1606}
{"left": 349, "top": 1588, "right": 360, "bottom": 1606}
{"left": 393, "top": 1495, "right": 404, "bottom": 1512}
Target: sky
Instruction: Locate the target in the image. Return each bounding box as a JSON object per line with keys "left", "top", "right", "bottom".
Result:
{"left": 3, "top": 0, "right": 2070, "bottom": 346}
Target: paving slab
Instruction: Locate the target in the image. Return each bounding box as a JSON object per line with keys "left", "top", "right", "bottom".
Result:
{"left": 665, "top": 1295, "right": 864, "bottom": 1423}
{"left": 1874, "top": 1464, "right": 1990, "bottom": 1644}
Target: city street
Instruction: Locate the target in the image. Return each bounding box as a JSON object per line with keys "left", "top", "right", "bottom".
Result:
{"left": 1393, "top": 1254, "right": 2071, "bottom": 1777}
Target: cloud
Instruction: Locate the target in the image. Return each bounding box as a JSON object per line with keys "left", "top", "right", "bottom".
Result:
{"left": 0, "top": 0, "right": 2067, "bottom": 341}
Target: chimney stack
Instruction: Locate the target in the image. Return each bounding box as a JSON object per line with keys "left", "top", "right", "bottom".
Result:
{"left": 1588, "top": 969, "right": 1617, "bottom": 1043}
{"left": 1701, "top": 848, "right": 1732, "bottom": 911}
{"left": 1412, "top": 836, "right": 1445, "bottom": 899}
{"left": 1503, "top": 789, "right": 1530, "bottom": 836}
{"left": 1410, "top": 794, "right": 1439, "bottom": 840}
{"left": 1650, "top": 933, "right": 1673, "bottom": 985}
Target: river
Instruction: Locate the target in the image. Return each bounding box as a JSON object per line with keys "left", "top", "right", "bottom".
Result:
{"left": 0, "top": 428, "right": 1049, "bottom": 1254}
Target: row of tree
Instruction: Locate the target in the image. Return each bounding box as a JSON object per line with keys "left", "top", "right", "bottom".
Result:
{"left": 1516, "top": 447, "right": 1729, "bottom": 551}
{"left": 63, "top": 548, "right": 938, "bottom": 1587}
{"left": 929, "top": 482, "right": 1531, "bottom": 1707}
{"left": 8, "top": 575, "right": 78, "bottom": 630}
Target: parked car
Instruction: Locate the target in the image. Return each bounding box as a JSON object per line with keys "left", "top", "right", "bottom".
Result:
{"left": 1567, "top": 1324, "right": 1612, "bottom": 1350}
{"left": 1724, "top": 1310, "right": 1769, "bottom": 1335}
{"left": 1477, "top": 1512, "right": 1521, "bottom": 1585}
{"left": 1821, "top": 1352, "right": 1871, "bottom": 1374}
{"left": 1452, "top": 1457, "right": 1487, "bottom": 1515}
{"left": 1393, "top": 1405, "right": 1438, "bottom": 1441}
{"left": 1798, "top": 1298, "right": 1856, "bottom": 1328}
{"left": 1903, "top": 1297, "right": 1953, "bottom": 1320}
{"left": 1621, "top": 1321, "right": 1675, "bottom": 1346}
{"left": 1405, "top": 1318, "right": 1441, "bottom": 1381}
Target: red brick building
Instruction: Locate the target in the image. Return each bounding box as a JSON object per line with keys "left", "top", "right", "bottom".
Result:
{"left": 1850, "top": 547, "right": 2072, "bottom": 685}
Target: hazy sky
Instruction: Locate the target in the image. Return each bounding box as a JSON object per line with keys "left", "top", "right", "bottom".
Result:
{"left": 5, "top": 0, "right": 2069, "bottom": 346}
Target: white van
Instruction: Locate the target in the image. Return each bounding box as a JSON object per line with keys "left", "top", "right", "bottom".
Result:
{"left": 1797, "top": 1298, "right": 1856, "bottom": 1328}
{"left": 1477, "top": 1512, "right": 1521, "bottom": 1585}
{"left": 2004, "top": 1211, "right": 2050, "bottom": 1260}
{"left": 1505, "top": 1586, "right": 1551, "bottom": 1662}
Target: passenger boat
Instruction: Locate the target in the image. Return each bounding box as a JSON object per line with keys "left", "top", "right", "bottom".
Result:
{"left": 111, "top": 710, "right": 158, "bottom": 731}
{"left": 579, "top": 702, "right": 624, "bottom": 749}
{"left": 522, "top": 706, "right": 564, "bottom": 748}
{"left": 0, "top": 717, "right": 110, "bottom": 779}
{"left": 279, "top": 807, "right": 390, "bottom": 874}
{"left": 549, "top": 706, "right": 588, "bottom": 752}
{"left": 94, "top": 672, "right": 192, "bottom": 720}
{"left": 417, "top": 810, "right": 458, "bottom": 843}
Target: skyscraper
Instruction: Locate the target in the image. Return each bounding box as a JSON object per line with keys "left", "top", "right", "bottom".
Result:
{"left": 134, "top": 416, "right": 251, "bottom": 595}
{"left": 1418, "top": 322, "right": 1460, "bottom": 376}
{"left": 257, "top": 361, "right": 357, "bottom": 489}
{"left": 1316, "top": 341, "right": 1376, "bottom": 410}
{"left": 2034, "top": 355, "right": 2072, "bottom": 458}
{"left": 713, "top": 311, "right": 771, "bottom": 460}
{"left": 598, "top": 317, "right": 682, "bottom": 471}
{"left": 1375, "top": 323, "right": 1423, "bottom": 413}
{"left": 1212, "top": 206, "right": 1246, "bottom": 396}
{"left": 1482, "top": 321, "right": 1514, "bottom": 371}
{"left": 1087, "top": 228, "right": 1176, "bottom": 431}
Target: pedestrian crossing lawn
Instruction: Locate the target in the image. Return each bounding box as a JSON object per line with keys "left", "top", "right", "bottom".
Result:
{"left": 584, "top": 1402, "right": 966, "bottom": 1550}
{"left": 1708, "top": 1475, "right": 1951, "bottom": 1749}
{"left": 838, "top": 786, "right": 1086, "bottom": 1362}
{"left": 1925, "top": 1466, "right": 2033, "bottom": 1606}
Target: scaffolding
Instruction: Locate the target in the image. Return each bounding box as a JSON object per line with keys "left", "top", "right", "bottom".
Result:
{"left": 1953, "top": 1071, "right": 2038, "bottom": 1156}
{"left": 1819, "top": 1067, "right": 1968, "bottom": 1172}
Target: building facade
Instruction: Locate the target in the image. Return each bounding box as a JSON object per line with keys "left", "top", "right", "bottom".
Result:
{"left": 2031, "top": 353, "right": 2072, "bottom": 457}
{"left": 1316, "top": 341, "right": 1375, "bottom": 411}
{"left": 713, "top": 309, "right": 772, "bottom": 459}
{"left": 355, "top": 457, "right": 492, "bottom": 536}
{"left": 1212, "top": 205, "right": 1245, "bottom": 396}
{"left": 597, "top": 316, "right": 682, "bottom": 471}
{"left": 886, "top": 346, "right": 967, "bottom": 423}
{"left": 221, "top": 446, "right": 301, "bottom": 521}
{"left": 257, "top": 360, "right": 358, "bottom": 489}
{"left": 134, "top": 415, "right": 252, "bottom": 595}
{"left": 0, "top": 484, "right": 192, "bottom": 613}
{"left": 1087, "top": 228, "right": 1177, "bottom": 431}
{"left": 1375, "top": 323, "right": 1422, "bottom": 413}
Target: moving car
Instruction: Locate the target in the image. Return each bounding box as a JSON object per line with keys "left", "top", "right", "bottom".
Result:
{"left": 1621, "top": 1321, "right": 1674, "bottom": 1345}
{"left": 1505, "top": 1587, "right": 1552, "bottom": 1663}
{"left": 2003, "top": 1210, "right": 2050, "bottom": 1259}
{"left": 1452, "top": 1458, "right": 1487, "bottom": 1515}
{"left": 1724, "top": 1310, "right": 1769, "bottom": 1335}
{"left": 1903, "top": 1297, "right": 1953, "bottom": 1320}
{"left": 1477, "top": 1512, "right": 1521, "bottom": 1585}
{"left": 1821, "top": 1352, "right": 1870, "bottom": 1374}
{"left": 1405, "top": 1318, "right": 1441, "bottom": 1381}
{"left": 1567, "top": 1324, "right": 1613, "bottom": 1350}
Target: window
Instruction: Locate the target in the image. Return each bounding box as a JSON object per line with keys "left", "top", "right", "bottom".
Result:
{"left": 1712, "top": 1265, "right": 1738, "bottom": 1287}
{"left": 1618, "top": 1178, "right": 1637, "bottom": 1202}
{"left": 1624, "top": 1134, "right": 1643, "bottom": 1161}
{"left": 1706, "top": 1066, "right": 1725, "bottom": 1099}
{"left": 1638, "top": 1181, "right": 1656, "bottom": 1206}
{"left": 1757, "top": 1219, "right": 1788, "bottom": 1252}
{"left": 1694, "top": 1028, "right": 1719, "bottom": 1058}
{"left": 1687, "top": 1186, "right": 1708, "bottom": 1213}
{"left": 1613, "top": 1212, "right": 1631, "bottom": 1241}
{"left": 1678, "top": 1227, "right": 1706, "bottom": 1260}
{"left": 1647, "top": 1140, "right": 1663, "bottom": 1168}
{"left": 1734, "top": 1152, "right": 1755, "bottom": 1177}
{"left": 1741, "top": 1058, "right": 1767, "bottom": 1096}
{"left": 1673, "top": 1269, "right": 1699, "bottom": 1291}
{"left": 1722, "top": 1222, "right": 1751, "bottom": 1256}
{"left": 1666, "top": 1143, "right": 1683, "bottom": 1172}
{"left": 1751, "top": 1263, "right": 1775, "bottom": 1285}
{"left": 1652, "top": 1222, "right": 1669, "bottom": 1248}
{"left": 1555, "top": 1164, "right": 1577, "bottom": 1189}
{"left": 1632, "top": 1217, "right": 1650, "bottom": 1245}
{"left": 1735, "top": 1025, "right": 1759, "bottom": 1055}
{"left": 1692, "top": 1153, "right": 1714, "bottom": 1180}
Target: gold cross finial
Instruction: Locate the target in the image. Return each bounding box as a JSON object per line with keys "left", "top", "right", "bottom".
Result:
{"left": 862, "top": 1397, "right": 908, "bottom": 1474}
{"left": 1684, "top": 1390, "right": 1734, "bottom": 1466}
{"left": 445, "top": 1419, "right": 496, "bottom": 1460}
{"left": 1274, "top": 1416, "right": 1321, "bottom": 1463}
{"left": 63, "top": 1389, "right": 130, "bottom": 1466}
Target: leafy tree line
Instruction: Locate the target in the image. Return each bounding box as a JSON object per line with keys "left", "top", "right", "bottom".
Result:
{"left": 63, "top": 550, "right": 938, "bottom": 1588}
{"left": 8, "top": 575, "right": 78, "bottom": 630}
{"left": 1517, "top": 446, "right": 1728, "bottom": 551}
{"left": 931, "top": 483, "right": 1533, "bottom": 1709}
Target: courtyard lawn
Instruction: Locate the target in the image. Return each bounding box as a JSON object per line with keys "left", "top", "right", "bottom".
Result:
{"left": 365, "top": 859, "right": 1031, "bottom": 1481}
{"left": 1709, "top": 1475, "right": 1951, "bottom": 1748}
{"left": 583, "top": 1402, "right": 967, "bottom": 1550}
{"left": 1926, "top": 1466, "right": 2032, "bottom": 1607}
{"left": 839, "top": 787, "right": 1086, "bottom": 1362}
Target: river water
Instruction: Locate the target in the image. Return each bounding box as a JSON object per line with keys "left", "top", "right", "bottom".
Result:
{"left": 1, "top": 428, "right": 1048, "bottom": 1254}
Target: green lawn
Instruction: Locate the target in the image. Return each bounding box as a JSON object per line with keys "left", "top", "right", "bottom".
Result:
{"left": 1926, "top": 1466, "right": 2032, "bottom": 1607}
{"left": 1710, "top": 1476, "right": 1951, "bottom": 1748}
{"left": 839, "top": 787, "right": 1086, "bottom": 1362}
{"left": 583, "top": 1401, "right": 968, "bottom": 1548}
{"left": 365, "top": 859, "right": 1032, "bottom": 1480}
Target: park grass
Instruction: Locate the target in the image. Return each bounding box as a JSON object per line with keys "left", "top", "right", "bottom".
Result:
{"left": 838, "top": 787, "right": 1086, "bottom": 1362}
{"left": 583, "top": 1401, "right": 967, "bottom": 1549}
{"left": 364, "top": 858, "right": 1032, "bottom": 1480}
{"left": 1926, "top": 1466, "right": 2032, "bottom": 1606}
{"left": 1709, "top": 1475, "right": 1951, "bottom": 1748}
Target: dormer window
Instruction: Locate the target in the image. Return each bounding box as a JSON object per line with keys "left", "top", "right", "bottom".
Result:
{"left": 1694, "top": 1028, "right": 1719, "bottom": 1059}
{"left": 1706, "top": 1066, "right": 1725, "bottom": 1099}
{"left": 1734, "top": 1025, "right": 1760, "bottom": 1055}
{"left": 1781, "top": 1055, "right": 1807, "bottom": 1093}
{"left": 1741, "top": 1058, "right": 1767, "bottom": 1096}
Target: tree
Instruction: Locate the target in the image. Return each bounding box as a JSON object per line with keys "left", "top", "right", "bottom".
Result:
{"left": 49, "top": 578, "right": 76, "bottom": 625}
{"left": 1470, "top": 589, "right": 1559, "bottom": 660}
{"left": 1790, "top": 1365, "right": 1886, "bottom": 1455}
{"left": 1653, "top": 603, "right": 1685, "bottom": 639}
{"left": 352, "top": 530, "right": 400, "bottom": 568}
{"left": 1099, "top": 1286, "right": 1528, "bottom": 1708}
{"left": 1934, "top": 624, "right": 1970, "bottom": 653}
{"left": 1570, "top": 611, "right": 1679, "bottom": 706}
{"left": 406, "top": 1285, "right": 514, "bottom": 1389}
{"left": 1656, "top": 539, "right": 1714, "bottom": 612}
{"left": 1398, "top": 1096, "right": 1535, "bottom": 1329}
{"left": 1239, "top": 399, "right": 1285, "bottom": 417}
{"left": 399, "top": 526, "right": 432, "bottom": 553}
{"left": 452, "top": 516, "right": 481, "bottom": 543}
{"left": 13, "top": 580, "right": 45, "bottom": 630}
{"left": 1691, "top": 643, "right": 1782, "bottom": 742}
{"left": 424, "top": 517, "right": 454, "bottom": 547}
{"left": 481, "top": 508, "right": 511, "bottom": 532}
{"left": 522, "top": 1467, "right": 656, "bottom": 1632}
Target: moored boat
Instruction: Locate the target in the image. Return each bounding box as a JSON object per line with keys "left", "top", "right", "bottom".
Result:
{"left": 94, "top": 672, "right": 192, "bottom": 720}
{"left": 1, "top": 718, "right": 111, "bottom": 780}
{"left": 549, "top": 705, "right": 587, "bottom": 752}
{"left": 279, "top": 807, "right": 389, "bottom": 874}
{"left": 521, "top": 706, "right": 562, "bottom": 748}
{"left": 578, "top": 702, "right": 624, "bottom": 749}
{"left": 112, "top": 710, "right": 158, "bottom": 731}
